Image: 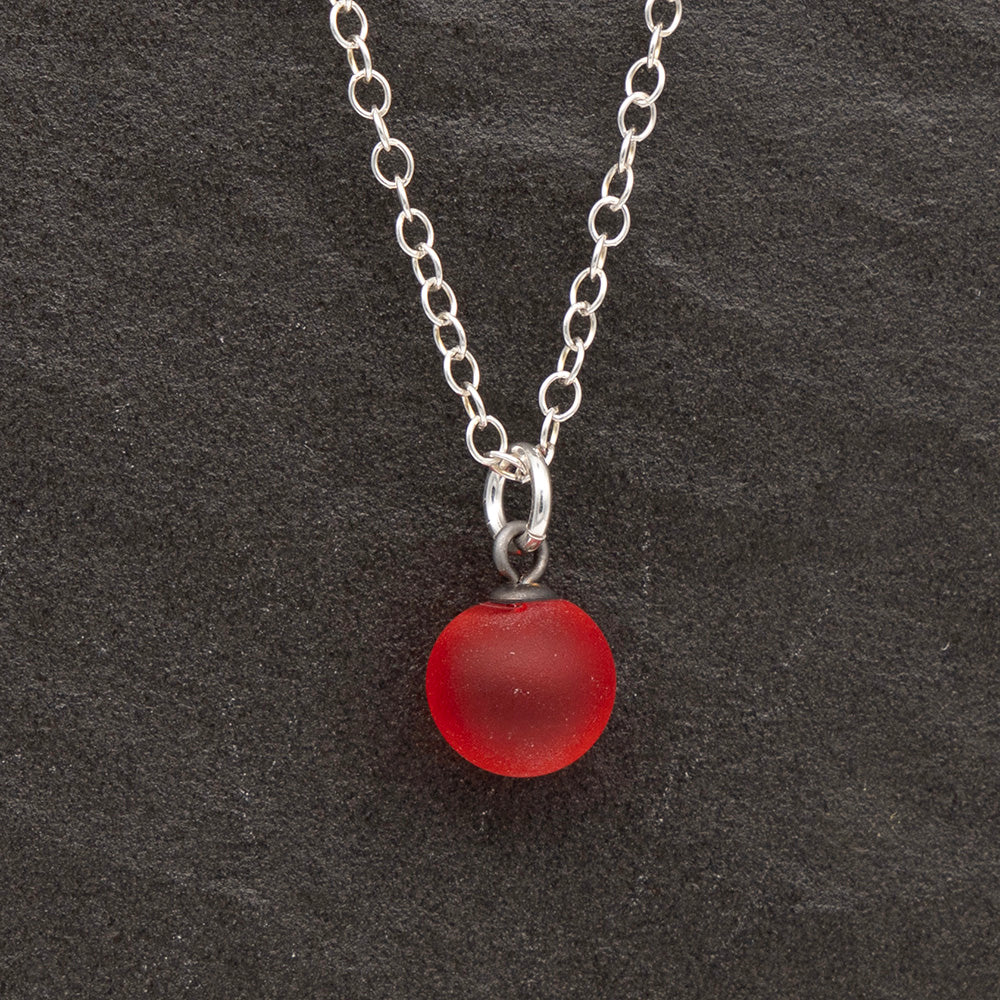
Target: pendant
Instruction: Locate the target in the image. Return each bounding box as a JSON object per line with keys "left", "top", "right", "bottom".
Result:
{"left": 426, "top": 584, "right": 616, "bottom": 778}
{"left": 426, "top": 444, "right": 616, "bottom": 777}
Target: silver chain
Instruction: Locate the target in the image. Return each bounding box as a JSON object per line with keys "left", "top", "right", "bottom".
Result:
{"left": 328, "top": 0, "right": 681, "bottom": 483}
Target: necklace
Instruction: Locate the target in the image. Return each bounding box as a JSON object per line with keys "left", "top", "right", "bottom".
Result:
{"left": 328, "top": 0, "right": 682, "bottom": 777}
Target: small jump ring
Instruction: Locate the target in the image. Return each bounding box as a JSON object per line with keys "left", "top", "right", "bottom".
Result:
{"left": 483, "top": 442, "right": 552, "bottom": 552}
{"left": 493, "top": 519, "right": 550, "bottom": 586}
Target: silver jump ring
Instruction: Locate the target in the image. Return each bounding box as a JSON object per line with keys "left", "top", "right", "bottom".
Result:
{"left": 493, "top": 519, "right": 550, "bottom": 586}
{"left": 484, "top": 442, "right": 552, "bottom": 552}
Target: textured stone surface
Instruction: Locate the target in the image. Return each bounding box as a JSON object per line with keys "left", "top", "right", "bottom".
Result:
{"left": 2, "top": 1, "right": 999, "bottom": 997}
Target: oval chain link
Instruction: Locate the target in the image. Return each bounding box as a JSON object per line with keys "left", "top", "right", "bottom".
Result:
{"left": 328, "top": 0, "right": 681, "bottom": 479}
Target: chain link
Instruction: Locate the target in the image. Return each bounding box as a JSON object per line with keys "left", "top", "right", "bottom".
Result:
{"left": 328, "top": 0, "right": 681, "bottom": 477}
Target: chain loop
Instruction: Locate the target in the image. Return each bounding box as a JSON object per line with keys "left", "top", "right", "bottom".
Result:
{"left": 539, "top": 372, "right": 584, "bottom": 424}
{"left": 617, "top": 93, "right": 657, "bottom": 142}
{"left": 618, "top": 129, "right": 639, "bottom": 173}
{"left": 588, "top": 196, "right": 632, "bottom": 247}
{"left": 443, "top": 346, "right": 480, "bottom": 395}
{"left": 466, "top": 416, "right": 509, "bottom": 468}
{"left": 557, "top": 338, "right": 587, "bottom": 381}
{"left": 562, "top": 301, "right": 598, "bottom": 351}
{"left": 433, "top": 314, "right": 467, "bottom": 358}
{"left": 329, "top": 1, "right": 368, "bottom": 49}
{"left": 648, "top": 23, "right": 665, "bottom": 66}
{"left": 327, "top": 0, "right": 680, "bottom": 474}
{"left": 370, "top": 106, "right": 392, "bottom": 152}
{"left": 371, "top": 137, "right": 413, "bottom": 188}
{"left": 346, "top": 34, "right": 373, "bottom": 80}
{"left": 412, "top": 242, "right": 444, "bottom": 287}
{"left": 485, "top": 449, "right": 530, "bottom": 483}
{"left": 645, "top": 0, "right": 682, "bottom": 37}
{"left": 396, "top": 208, "right": 434, "bottom": 258}
{"left": 395, "top": 177, "right": 413, "bottom": 222}
{"left": 348, "top": 69, "right": 391, "bottom": 119}
{"left": 601, "top": 162, "right": 634, "bottom": 211}
{"left": 626, "top": 56, "right": 666, "bottom": 107}
{"left": 539, "top": 410, "right": 560, "bottom": 465}
{"left": 569, "top": 267, "right": 608, "bottom": 316}
{"left": 421, "top": 277, "right": 458, "bottom": 326}
{"left": 590, "top": 234, "right": 609, "bottom": 278}
{"left": 461, "top": 382, "right": 488, "bottom": 425}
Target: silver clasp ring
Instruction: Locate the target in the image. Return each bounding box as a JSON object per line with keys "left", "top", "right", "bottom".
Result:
{"left": 483, "top": 442, "right": 552, "bottom": 552}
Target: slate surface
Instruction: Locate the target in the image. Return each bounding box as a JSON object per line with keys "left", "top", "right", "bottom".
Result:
{"left": 2, "top": 2, "right": 999, "bottom": 997}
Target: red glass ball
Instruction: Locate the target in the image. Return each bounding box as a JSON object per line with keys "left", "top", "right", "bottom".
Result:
{"left": 426, "top": 598, "right": 616, "bottom": 777}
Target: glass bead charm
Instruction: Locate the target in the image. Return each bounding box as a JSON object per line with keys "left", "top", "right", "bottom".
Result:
{"left": 426, "top": 597, "right": 616, "bottom": 778}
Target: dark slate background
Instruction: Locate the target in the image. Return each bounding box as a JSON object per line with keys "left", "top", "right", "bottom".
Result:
{"left": 2, "top": 1, "right": 999, "bottom": 997}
